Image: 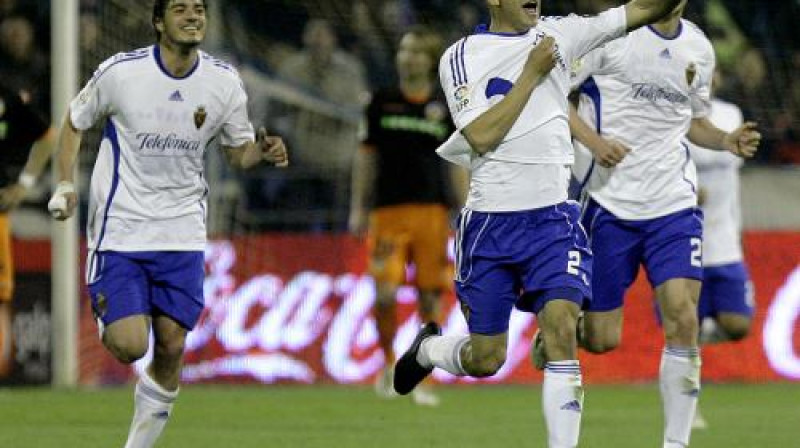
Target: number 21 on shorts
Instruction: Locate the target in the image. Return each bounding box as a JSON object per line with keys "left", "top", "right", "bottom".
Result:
{"left": 690, "top": 237, "right": 702, "bottom": 267}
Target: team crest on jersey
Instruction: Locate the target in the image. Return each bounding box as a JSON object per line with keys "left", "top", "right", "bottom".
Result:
{"left": 685, "top": 62, "right": 697, "bottom": 86}
{"left": 94, "top": 292, "right": 108, "bottom": 318}
{"left": 453, "top": 85, "right": 470, "bottom": 112}
{"left": 194, "top": 106, "right": 207, "bottom": 129}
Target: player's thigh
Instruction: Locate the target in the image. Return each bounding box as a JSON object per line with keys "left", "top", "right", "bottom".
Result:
{"left": 409, "top": 204, "right": 450, "bottom": 292}
{"left": 469, "top": 331, "right": 508, "bottom": 364}
{"left": 581, "top": 200, "right": 643, "bottom": 312}
{"left": 0, "top": 213, "right": 13, "bottom": 301}
{"left": 148, "top": 251, "right": 205, "bottom": 330}
{"left": 151, "top": 313, "right": 189, "bottom": 358}
{"left": 102, "top": 314, "right": 151, "bottom": 358}
{"left": 87, "top": 251, "right": 151, "bottom": 330}
{"left": 655, "top": 278, "right": 701, "bottom": 336}
{"left": 643, "top": 207, "right": 704, "bottom": 288}
{"left": 367, "top": 207, "right": 410, "bottom": 287}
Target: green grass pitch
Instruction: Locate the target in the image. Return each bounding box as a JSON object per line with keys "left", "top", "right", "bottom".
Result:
{"left": 0, "top": 383, "right": 796, "bottom": 447}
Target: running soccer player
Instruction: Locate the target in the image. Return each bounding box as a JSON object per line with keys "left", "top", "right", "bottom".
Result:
{"left": 47, "top": 1, "right": 287, "bottom": 447}
{"left": 392, "top": 1, "right": 686, "bottom": 447}
{"left": 0, "top": 83, "right": 56, "bottom": 377}
{"left": 565, "top": 2, "right": 760, "bottom": 446}
{"left": 349, "top": 26, "right": 464, "bottom": 407}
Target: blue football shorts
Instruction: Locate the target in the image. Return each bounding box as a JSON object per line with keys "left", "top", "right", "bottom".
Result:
{"left": 454, "top": 201, "right": 592, "bottom": 335}
{"left": 581, "top": 199, "right": 704, "bottom": 312}
{"left": 698, "top": 262, "right": 754, "bottom": 319}
{"left": 87, "top": 250, "right": 205, "bottom": 330}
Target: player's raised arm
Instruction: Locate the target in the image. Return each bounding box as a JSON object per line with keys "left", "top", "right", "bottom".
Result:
{"left": 462, "top": 37, "right": 556, "bottom": 155}
{"left": 624, "top": 0, "right": 686, "bottom": 31}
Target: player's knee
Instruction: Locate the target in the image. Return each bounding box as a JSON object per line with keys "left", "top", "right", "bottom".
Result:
{"left": 154, "top": 336, "right": 186, "bottom": 361}
{"left": 465, "top": 350, "right": 506, "bottom": 377}
{"left": 104, "top": 336, "right": 148, "bottom": 364}
{"left": 581, "top": 322, "right": 620, "bottom": 354}
{"left": 720, "top": 318, "right": 751, "bottom": 341}
{"left": 583, "top": 332, "right": 620, "bottom": 354}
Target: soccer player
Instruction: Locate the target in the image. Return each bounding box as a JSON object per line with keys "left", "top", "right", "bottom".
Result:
{"left": 47, "top": 1, "right": 287, "bottom": 447}
{"left": 349, "top": 26, "right": 464, "bottom": 407}
{"left": 392, "top": 0, "right": 686, "bottom": 447}
{"left": 566, "top": 2, "right": 760, "bottom": 446}
{"left": 0, "top": 82, "right": 56, "bottom": 377}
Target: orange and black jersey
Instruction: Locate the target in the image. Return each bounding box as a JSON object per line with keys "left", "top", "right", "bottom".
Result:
{"left": 363, "top": 87, "right": 456, "bottom": 208}
{"left": 0, "top": 85, "right": 48, "bottom": 187}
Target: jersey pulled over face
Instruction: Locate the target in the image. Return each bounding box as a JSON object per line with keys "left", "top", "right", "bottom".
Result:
{"left": 572, "top": 20, "right": 716, "bottom": 220}
{"left": 71, "top": 45, "right": 254, "bottom": 252}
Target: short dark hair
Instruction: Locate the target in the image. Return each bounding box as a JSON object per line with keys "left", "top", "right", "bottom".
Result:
{"left": 152, "top": 0, "right": 208, "bottom": 41}
{"left": 403, "top": 25, "right": 444, "bottom": 72}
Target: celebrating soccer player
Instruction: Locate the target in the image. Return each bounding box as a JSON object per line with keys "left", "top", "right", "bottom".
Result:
{"left": 48, "top": 1, "right": 287, "bottom": 447}
{"left": 392, "top": 0, "right": 688, "bottom": 447}
{"left": 565, "top": 1, "right": 760, "bottom": 446}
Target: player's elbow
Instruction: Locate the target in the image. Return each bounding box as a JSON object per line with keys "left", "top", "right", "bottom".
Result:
{"left": 461, "top": 128, "right": 496, "bottom": 155}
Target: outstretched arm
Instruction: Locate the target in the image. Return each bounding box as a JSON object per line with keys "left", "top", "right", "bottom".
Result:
{"left": 625, "top": 0, "right": 685, "bottom": 31}
{"left": 688, "top": 117, "right": 761, "bottom": 158}
{"left": 462, "top": 37, "right": 557, "bottom": 155}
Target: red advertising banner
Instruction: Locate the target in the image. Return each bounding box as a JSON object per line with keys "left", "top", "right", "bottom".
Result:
{"left": 15, "top": 232, "right": 800, "bottom": 385}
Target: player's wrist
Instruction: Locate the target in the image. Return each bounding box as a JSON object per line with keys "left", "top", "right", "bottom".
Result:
{"left": 18, "top": 172, "right": 36, "bottom": 189}
{"left": 54, "top": 181, "right": 76, "bottom": 195}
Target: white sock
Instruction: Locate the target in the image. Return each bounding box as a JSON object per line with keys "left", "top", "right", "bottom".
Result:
{"left": 416, "top": 334, "right": 469, "bottom": 376}
{"left": 124, "top": 371, "right": 179, "bottom": 448}
{"left": 660, "top": 347, "right": 701, "bottom": 448}
{"left": 543, "top": 361, "right": 583, "bottom": 448}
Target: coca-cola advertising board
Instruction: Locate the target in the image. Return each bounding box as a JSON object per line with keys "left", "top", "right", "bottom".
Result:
{"left": 14, "top": 232, "right": 800, "bottom": 385}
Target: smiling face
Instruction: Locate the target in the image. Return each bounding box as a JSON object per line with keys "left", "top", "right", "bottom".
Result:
{"left": 488, "top": 0, "right": 541, "bottom": 32}
{"left": 154, "top": 0, "right": 207, "bottom": 48}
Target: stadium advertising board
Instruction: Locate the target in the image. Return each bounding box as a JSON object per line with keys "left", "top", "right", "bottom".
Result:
{"left": 15, "top": 232, "right": 797, "bottom": 385}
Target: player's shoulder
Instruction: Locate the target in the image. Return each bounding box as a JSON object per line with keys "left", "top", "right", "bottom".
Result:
{"left": 200, "top": 51, "right": 242, "bottom": 80}
{"left": 90, "top": 46, "right": 152, "bottom": 83}
{"left": 681, "top": 19, "right": 714, "bottom": 51}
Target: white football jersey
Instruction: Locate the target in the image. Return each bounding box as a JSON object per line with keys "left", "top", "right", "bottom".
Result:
{"left": 439, "top": 7, "right": 626, "bottom": 211}
{"left": 571, "top": 20, "right": 715, "bottom": 220}
{"left": 71, "top": 45, "right": 255, "bottom": 252}
{"left": 686, "top": 98, "right": 744, "bottom": 265}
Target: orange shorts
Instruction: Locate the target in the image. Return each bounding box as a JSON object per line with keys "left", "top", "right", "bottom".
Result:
{"left": 367, "top": 204, "right": 451, "bottom": 291}
{"left": 0, "top": 214, "right": 12, "bottom": 302}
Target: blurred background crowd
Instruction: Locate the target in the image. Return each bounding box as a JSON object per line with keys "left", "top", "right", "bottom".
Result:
{"left": 1, "top": 0, "right": 799, "bottom": 232}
